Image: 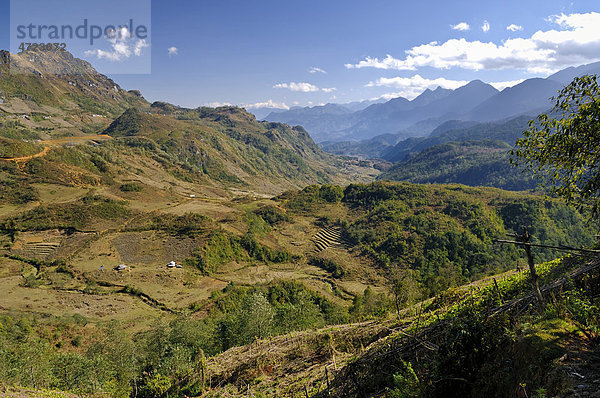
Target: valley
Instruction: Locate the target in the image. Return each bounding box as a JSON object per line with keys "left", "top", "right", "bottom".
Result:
{"left": 0, "top": 46, "right": 599, "bottom": 398}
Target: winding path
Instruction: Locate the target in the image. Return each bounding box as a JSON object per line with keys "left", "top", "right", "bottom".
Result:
{"left": 0, "top": 135, "right": 112, "bottom": 163}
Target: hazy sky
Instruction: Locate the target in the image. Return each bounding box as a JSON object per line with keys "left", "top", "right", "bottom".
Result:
{"left": 2, "top": 0, "right": 600, "bottom": 110}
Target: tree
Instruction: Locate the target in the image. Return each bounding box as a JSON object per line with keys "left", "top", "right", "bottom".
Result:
{"left": 390, "top": 267, "right": 421, "bottom": 321}
{"left": 512, "top": 75, "right": 600, "bottom": 216}
{"left": 242, "top": 292, "right": 274, "bottom": 340}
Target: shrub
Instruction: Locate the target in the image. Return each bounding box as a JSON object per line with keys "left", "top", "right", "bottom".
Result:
{"left": 119, "top": 182, "right": 142, "bottom": 192}
{"left": 254, "top": 205, "right": 291, "bottom": 226}
{"left": 309, "top": 257, "right": 346, "bottom": 278}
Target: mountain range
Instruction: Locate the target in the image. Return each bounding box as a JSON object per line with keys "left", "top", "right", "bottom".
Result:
{"left": 265, "top": 61, "right": 600, "bottom": 145}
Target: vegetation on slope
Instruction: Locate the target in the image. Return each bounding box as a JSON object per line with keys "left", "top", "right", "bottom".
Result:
{"left": 379, "top": 140, "right": 537, "bottom": 191}
{"left": 1, "top": 50, "right": 376, "bottom": 195}
{"left": 0, "top": 280, "right": 352, "bottom": 397}
{"left": 279, "top": 182, "right": 596, "bottom": 297}
{"left": 319, "top": 256, "right": 600, "bottom": 398}
{"left": 0, "top": 137, "right": 44, "bottom": 158}
{"left": 382, "top": 116, "right": 530, "bottom": 163}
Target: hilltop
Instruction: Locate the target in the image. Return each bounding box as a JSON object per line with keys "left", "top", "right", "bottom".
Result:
{"left": 0, "top": 49, "right": 378, "bottom": 195}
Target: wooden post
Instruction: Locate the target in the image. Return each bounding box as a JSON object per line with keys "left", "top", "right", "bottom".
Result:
{"left": 493, "top": 278, "right": 503, "bottom": 304}
{"left": 332, "top": 351, "right": 337, "bottom": 370}
{"left": 519, "top": 227, "right": 545, "bottom": 308}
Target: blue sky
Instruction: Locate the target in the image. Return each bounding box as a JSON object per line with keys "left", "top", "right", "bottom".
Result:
{"left": 2, "top": 0, "right": 600, "bottom": 110}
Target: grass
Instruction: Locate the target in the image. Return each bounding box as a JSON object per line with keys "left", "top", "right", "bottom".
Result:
{"left": 31, "top": 183, "right": 88, "bottom": 204}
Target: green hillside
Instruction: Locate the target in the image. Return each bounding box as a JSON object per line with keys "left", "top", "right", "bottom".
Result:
{"left": 379, "top": 140, "right": 537, "bottom": 191}
{"left": 280, "top": 181, "right": 595, "bottom": 296}
{"left": 381, "top": 116, "right": 530, "bottom": 163}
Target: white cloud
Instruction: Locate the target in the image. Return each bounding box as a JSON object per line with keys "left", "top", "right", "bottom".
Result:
{"left": 273, "top": 82, "right": 336, "bottom": 93}
{"left": 366, "top": 74, "right": 469, "bottom": 99}
{"left": 203, "top": 100, "right": 289, "bottom": 110}
{"left": 274, "top": 82, "right": 320, "bottom": 92}
{"left": 204, "top": 102, "right": 233, "bottom": 107}
{"left": 84, "top": 27, "right": 149, "bottom": 62}
{"left": 168, "top": 46, "right": 178, "bottom": 56}
{"left": 506, "top": 24, "right": 523, "bottom": 32}
{"left": 370, "top": 92, "right": 405, "bottom": 101}
{"left": 346, "top": 12, "right": 600, "bottom": 74}
{"left": 482, "top": 20, "right": 490, "bottom": 32}
{"left": 451, "top": 22, "right": 471, "bottom": 31}
{"left": 243, "top": 100, "right": 289, "bottom": 110}
{"left": 309, "top": 66, "right": 326, "bottom": 74}
{"left": 134, "top": 40, "right": 149, "bottom": 56}
{"left": 489, "top": 79, "right": 525, "bottom": 90}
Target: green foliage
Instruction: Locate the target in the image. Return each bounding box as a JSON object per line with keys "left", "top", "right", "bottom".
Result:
{"left": 0, "top": 119, "right": 42, "bottom": 140}
{"left": 308, "top": 256, "right": 346, "bottom": 278}
{"left": 216, "top": 281, "right": 346, "bottom": 349}
{"left": 433, "top": 309, "right": 511, "bottom": 397}
{"left": 0, "top": 177, "right": 38, "bottom": 204}
{"left": 119, "top": 182, "right": 142, "bottom": 192}
{"left": 239, "top": 233, "right": 294, "bottom": 263}
{"left": 254, "top": 205, "right": 291, "bottom": 226}
{"left": 219, "top": 292, "right": 275, "bottom": 347}
{"left": 184, "top": 230, "right": 246, "bottom": 274}
{"left": 151, "top": 212, "right": 212, "bottom": 237}
{"left": 280, "top": 184, "right": 345, "bottom": 212}
{"left": 0, "top": 317, "right": 137, "bottom": 396}
{"left": 2, "top": 195, "right": 129, "bottom": 232}
{"left": 330, "top": 182, "right": 595, "bottom": 297}
{"left": 513, "top": 75, "right": 600, "bottom": 216}
{"left": 121, "top": 284, "right": 143, "bottom": 297}
{"left": 387, "top": 361, "right": 419, "bottom": 398}
{"left": 390, "top": 267, "right": 421, "bottom": 313}
{"left": 350, "top": 287, "right": 391, "bottom": 320}
{"left": 0, "top": 137, "right": 44, "bottom": 158}
{"left": 498, "top": 198, "right": 594, "bottom": 262}
{"left": 184, "top": 230, "right": 294, "bottom": 275}
{"left": 547, "top": 287, "right": 600, "bottom": 332}
{"left": 319, "top": 184, "right": 344, "bottom": 202}
{"left": 381, "top": 140, "right": 537, "bottom": 191}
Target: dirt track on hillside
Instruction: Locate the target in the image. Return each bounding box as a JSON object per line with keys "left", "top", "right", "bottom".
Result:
{"left": 0, "top": 135, "right": 112, "bottom": 163}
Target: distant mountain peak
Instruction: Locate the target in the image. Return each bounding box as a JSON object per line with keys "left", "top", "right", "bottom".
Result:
{"left": 411, "top": 86, "right": 452, "bottom": 106}
{"left": 461, "top": 79, "right": 497, "bottom": 91}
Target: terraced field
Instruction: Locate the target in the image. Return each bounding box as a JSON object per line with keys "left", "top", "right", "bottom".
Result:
{"left": 311, "top": 226, "right": 352, "bottom": 254}
{"left": 19, "top": 241, "right": 61, "bottom": 258}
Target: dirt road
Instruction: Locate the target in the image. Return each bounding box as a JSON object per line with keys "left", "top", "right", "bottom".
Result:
{"left": 1, "top": 135, "right": 112, "bottom": 163}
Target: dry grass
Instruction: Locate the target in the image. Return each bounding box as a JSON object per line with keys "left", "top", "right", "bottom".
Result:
{"left": 207, "top": 320, "right": 392, "bottom": 397}
{"left": 32, "top": 183, "right": 88, "bottom": 204}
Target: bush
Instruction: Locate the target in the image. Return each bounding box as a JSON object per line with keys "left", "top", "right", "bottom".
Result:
{"left": 309, "top": 257, "right": 346, "bottom": 278}
{"left": 119, "top": 182, "right": 142, "bottom": 192}
{"left": 254, "top": 205, "right": 291, "bottom": 226}
{"left": 185, "top": 231, "right": 295, "bottom": 274}
{"left": 152, "top": 212, "right": 211, "bottom": 237}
